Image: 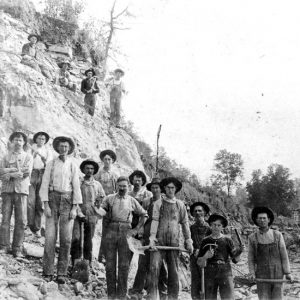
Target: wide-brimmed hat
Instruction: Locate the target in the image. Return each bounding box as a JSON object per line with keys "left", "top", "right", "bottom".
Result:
{"left": 208, "top": 213, "right": 228, "bottom": 228}
{"left": 33, "top": 131, "right": 50, "bottom": 144}
{"left": 80, "top": 159, "right": 99, "bottom": 174}
{"left": 114, "top": 68, "right": 125, "bottom": 76}
{"left": 129, "top": 170, "right": 147, "bottom": 186}
{"left": 190, "top": 202, "right": 210, "bottom": 216}
{"left": 58, "top": 60, "right": 72, "bottom": 69}
{"left": 52, "top": 136, "right": 75, "bottom": 155}
{"left": 100, "top": 149, "right": 117, "bottom": 163}
{"left": 146, "top": 178, "right": 162, "bottom": 191}
{"left": 160, "top": 177, "right": 182, "bottom": 194}
{"left": 84, "top": 68, "right": 96, "bottom": 76}
{"left": 251, "top": 206, "right": 274, "bottom": 226}
{"left": 9, "top": 131, "right": 27, "bottom": 145}
{"left": 28, "top": 33, "right": 40, "bottom": 41}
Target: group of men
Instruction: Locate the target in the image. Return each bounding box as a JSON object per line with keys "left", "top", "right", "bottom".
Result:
{"left": 0, "top": 130, "right": 294, "bottom": 300}
{"left": 21, "top": 33, "right": 126, "bottom": 125}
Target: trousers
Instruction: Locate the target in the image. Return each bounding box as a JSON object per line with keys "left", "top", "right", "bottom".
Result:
{"left": 27, "top": 169, "right": 44, "bottom": 232}
{"left": 190, "top": 255, "right": 203, "bottom": 300}
{"left": 110, "top": 86, "right": 122, "bottom": 126}
{"left": 43, "top": 191, "right": 74, "bottom": 276}
{"left": 84, "top": 93, "right": 96, "bottom": 116}
{"left": 0, "top": 193, "right": 27, "bottom": 253}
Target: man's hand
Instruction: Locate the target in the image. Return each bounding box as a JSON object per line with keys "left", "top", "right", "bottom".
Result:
{"left": 186, "top": 240, "right": 194, "bottom": 254}
{"left": 69, "top": 206, "right": 77, "bottom": 220}
{"left": 127, "top": 229, "right": 138, "bottom": 238}
{"left": 204, "top": 249, "right": 214, "bottom": 259}
{"left": 248, "top": 273, "right": 255, "bottom": 281}
{"left": 148, "top": 237, "right": 157, "bottom": 250}
{"left": 194, "top": 249, "right": 200, "bottom": 257}
{"left": 8, "top": 167, "right": 18, "bottom": 172}
{"left": 286, "top": 274, "right": 293, "bottom": 282}
{"left": 44, "top": 203, "right": 52, "bottom": 218}
{"left": 10, "top": 172, "right": 23, "bottom": 179}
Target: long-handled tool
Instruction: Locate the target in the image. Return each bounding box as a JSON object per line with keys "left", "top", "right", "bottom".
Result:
{"left": 155, "top": 124, "right": 162, "bottom": 176}
{"left": 72, "top": 221, "right": 89, "bottom": 283}
{"left": 232, "top": 228, "right": 243, "bottom": 263}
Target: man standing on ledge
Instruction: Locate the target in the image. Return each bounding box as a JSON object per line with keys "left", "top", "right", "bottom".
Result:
{"left": 97, "top": 176, "right": 148, "bottom": 300}
{"left": 40, "top": 136, "right": 82, "bottom": 284}
{"left": 248, "top": 206, "right": 292, "bottom": 300}
{"left": 148, "top": 177, "right": 193, "bottom": 300}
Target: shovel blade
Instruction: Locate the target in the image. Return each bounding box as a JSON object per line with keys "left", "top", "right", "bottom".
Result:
{"left": 127, "top": 236, "right": 145, "bottom": 255}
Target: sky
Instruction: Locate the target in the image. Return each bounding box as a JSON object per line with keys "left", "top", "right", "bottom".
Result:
{"left": 35, "top": 0, "right": 300, "bottom": 183}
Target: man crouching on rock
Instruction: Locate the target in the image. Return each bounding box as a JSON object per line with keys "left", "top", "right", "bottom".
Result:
{"left": 96, "top": 176, "right": 148, "bottom": 300}
{"left": 39, "top": 136, "right": 82, "bottom": 284}
{"left": 248, "top": 206, "right": 293, "bottom": 300}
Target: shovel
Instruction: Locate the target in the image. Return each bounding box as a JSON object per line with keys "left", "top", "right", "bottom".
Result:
{"left": 127, "top": 236, "right": 188, "bottom": 255}
{"left": 72, "top": 221, "right": 89, "bottom": 283}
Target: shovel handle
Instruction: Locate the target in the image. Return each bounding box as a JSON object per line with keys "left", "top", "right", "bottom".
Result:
{"left": 138, "top": 246, "right": 188, "bottom": 252}
{"left": 256, "top": 278, "right": 297, "bottom": 284}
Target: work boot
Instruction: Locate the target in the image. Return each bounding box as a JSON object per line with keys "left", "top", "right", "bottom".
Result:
{"left": 57, "top": 275, "right": 66, "bottom": 284}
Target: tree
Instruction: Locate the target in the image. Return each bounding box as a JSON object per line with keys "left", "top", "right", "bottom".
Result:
{"left": 246, "top": 164, "right": 296, "bottom": 216}
{"left": 211, "top": 149, "right": 244, "bottom": 197}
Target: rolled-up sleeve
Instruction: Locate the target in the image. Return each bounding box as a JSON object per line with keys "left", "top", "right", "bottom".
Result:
{"left": 71, "top": 162, "right": 82, "bottom": 205}
{"left": 279, "top": 232, "right": 291, "bottom": 274}
{"left": 132, "top": 198, "right": 148, "bottom": 217}
{"left": 39, "top": 160, "right": 52, "bottom": 202}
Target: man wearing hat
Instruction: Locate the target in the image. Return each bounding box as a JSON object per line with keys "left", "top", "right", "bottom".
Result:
{"left": 129, "top": 170, "right": 152, "bottom": 232}
{"left": 70, "top": 159, "right": 105, "bottom": 266}
{"left": 105, "top": 68, "right": 126, "bottom": 127}
{"left": 0, "top": 131, "right": 33, "bottom": 257}
{"left": 95, "top": 149, "right": 118, "bottom": 263}
{"left": 148, "top": 177, "right": 193, "bottom": 300}
{"left": 81, "top": 68, "right": 99, "bottom": 116}
{"left": 96, "top": 176, "right": 148, "bottom": 300}
{"left": 27, "top": 131, "right": 52, "bottom": 237}
{"left": 21, "top": 33, "right": 53, "bottom": 80}
{"left": 130, "top": 178, "right": 167, "bottom": 300}
{"left": 189, "top": 202, "right": 211, "bottom": 300}
{"left": 57, "top": 61, "right": 76, "bottom": 92}
{"left": 248, "top": 207, "right": 292, "bottom": 300}
{"left": 39, "top": 136, "right": 82, "bottom": 283}
{"left": 198, "top": 213, "right": 244, "bottom": 300}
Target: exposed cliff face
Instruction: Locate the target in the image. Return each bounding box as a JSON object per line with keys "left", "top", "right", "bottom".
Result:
{"left": 0, "top": 10, "right": 144, "bottom": 175}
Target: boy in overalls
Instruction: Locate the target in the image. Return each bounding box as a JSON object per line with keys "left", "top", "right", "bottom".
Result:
{"left": 248, "top": 207, "right": 292, "bottom": 300}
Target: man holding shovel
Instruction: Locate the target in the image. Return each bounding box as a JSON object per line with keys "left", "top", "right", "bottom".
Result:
{"left": 147, "top": 177, "right": 193, "bottom": 300}
{"left": 248, "top": 206, "right": 292, "bottom": 300}
{"left": 189, "top": 202, "right": 211, "bottom": 300}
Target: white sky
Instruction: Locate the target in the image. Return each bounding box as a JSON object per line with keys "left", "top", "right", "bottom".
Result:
{"left": 34, "top": 0, "right": 300, "bottom": 183}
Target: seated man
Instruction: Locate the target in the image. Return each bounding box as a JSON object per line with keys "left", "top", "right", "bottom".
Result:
{"left": 21, "top": 34, "right": 53, "bottom": 80}
{"left": 57, "top": 61, "right": 76, "bottom": 92}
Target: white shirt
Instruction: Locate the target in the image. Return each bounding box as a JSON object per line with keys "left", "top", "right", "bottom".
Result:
{"left": 31, "top": 144, "right": 52, "bottom": 169}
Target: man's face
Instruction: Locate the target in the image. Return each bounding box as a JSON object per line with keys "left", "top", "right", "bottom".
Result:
{"left": 58, "top": 141, "right": 70, "bottom": 155}
{"left": 118, "top": 180, "right": 128, "bottom": 196}
{"left": 133, "top": 176, "right": 143, "bottom": 188}
{"left": 193, "top": 205, "right": 205, "bottom": 220}
{"left": 115, "top": 71, "right": 122, "bottom": 80}
{"left": 84, "top": 164, "right": 95, "bottom": 177}
{"left": 210, "top": 219, "right": 224, "bottom": 235}
{"left": 29, "top": 36, "right": 37, "bottom": 44}
{"left": 165, "top": 182, "right": 176, "bottom": 198}
{"left": 256, "top": 213, "right": 270, "bottom": 228}
{"left": 36, "top": 135, "right": 46, "bottom": 147}
{"left": 151, "top": 184, "right": 161, "bottom": 198}
{"left": 12, "top": 136, "right": 25, "bottom": 150}
{"left": 87, "top": 71, "right": 93, "bottom": 78}
{"left": 103, "top": 155, "right": 113, "bottom": 168}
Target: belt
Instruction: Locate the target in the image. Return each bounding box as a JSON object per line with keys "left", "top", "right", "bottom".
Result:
{"left": 208, "top": 260, "right": 227, "bottom": 265}
{"left": 50, "top": 190, "right": 72, "bottom": 195}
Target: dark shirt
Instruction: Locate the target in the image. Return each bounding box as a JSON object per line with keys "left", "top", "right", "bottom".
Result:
{"left": 199, "top": 235, "right": 242, "bottom": 264}
{"left": 81, "top": 77, "right": 99, "bottom": 94}
{"left": 190, "top": 221, "right": 211, "bottom": 249}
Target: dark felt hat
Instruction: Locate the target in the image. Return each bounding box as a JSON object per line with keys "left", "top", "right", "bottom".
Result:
{"left": 251, "top": 206, "right": 274, "bottom": 226}
{"left": 58, "top": 61, "right": 72, "bottom": 69}
{"left": 9, "top": 131, "right": 27, "bottom": 145}
{"left": 33, "top": 131, "right": 50, "bottom": 144}
{"left": 160, "top": 177, "right": 182, "bottom": 194}
{"left": 28, "top": 33, "right": 40, "bottom": 41}
{"left": 114, "top": 68, "right": 125, "bottom": 76}
{"left": 100, "top": 149, "right": 117, "bottom": 163}
{"left": 80, "top": 159, "right": 99, "bottom": 175}
{"left": 84, "top": 68, "right": 96, "bottom": 76}
{"left": 146, "top": 177, "right": 162, "bottom": 191}
{"left": 129, "top": 170, "right": 147, "bottom": 186}
{"left": 208, "top": 213, "right": 228, "bottom": 228}
{"left": 190, "top": 202, "right": 210, "bottom": 216}
{"left": 53, "top": 136, "right": 75, "bottom": 155}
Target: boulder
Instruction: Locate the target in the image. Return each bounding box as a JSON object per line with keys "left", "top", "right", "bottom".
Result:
{"left": 23, "top": 242, "right": 44, "bottom": 258}
{"left": 10, "top": 282, "right": 40, "bottom": 300}
{"left": 48, "top": 45, "right": 73, "bottom": 58}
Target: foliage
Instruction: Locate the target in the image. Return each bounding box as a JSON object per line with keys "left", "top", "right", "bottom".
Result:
{"left": 246, "top": 164, "right": 296, "bottom": 216}
{"left": 211, "top": 149, "right": 244, "bottom": 197}
{"left": 42, "top": 0, "right": 85, "bottom": 24}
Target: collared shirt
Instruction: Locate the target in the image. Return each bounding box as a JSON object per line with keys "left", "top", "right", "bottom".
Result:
{"left": 31, "top": 144, "right": 52, "bottom": 170}
{"left": 21, "top": 43, "right": 37, "bottom": 58}
{"left": 94, "top": 167, "right": 118, "bottom": 196}
{"left": 248, "top": 228, "right": 290, "bottom": 274}
{"left": 39, "top": 156, "right": 82, "bottom": 204}
{"left": 0, "top": 150, "right": 33, "bottom": 195}
{"left": 129, "top": 186, "right": 152, "bottom": 205}
{"left": 101, "top": 193, "right": 148, "bottom": 223}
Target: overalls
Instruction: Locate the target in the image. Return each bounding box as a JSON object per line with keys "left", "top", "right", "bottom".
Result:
{"left": 255, "top": 231, "right": 284, "bottom": 300}
{"left": 148, "top": 200, "right": 181, "bottom": 300}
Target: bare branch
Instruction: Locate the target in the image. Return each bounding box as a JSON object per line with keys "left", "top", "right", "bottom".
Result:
{"left": 113, "top": 6, "right": 128, "bottom": 19}
{"left": 114, "top": 27, "right": 130, "bottom": 30}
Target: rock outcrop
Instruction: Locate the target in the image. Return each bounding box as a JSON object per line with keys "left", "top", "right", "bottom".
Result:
{"left": 0, "top": 9, "right": 144, "bottom": 175}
